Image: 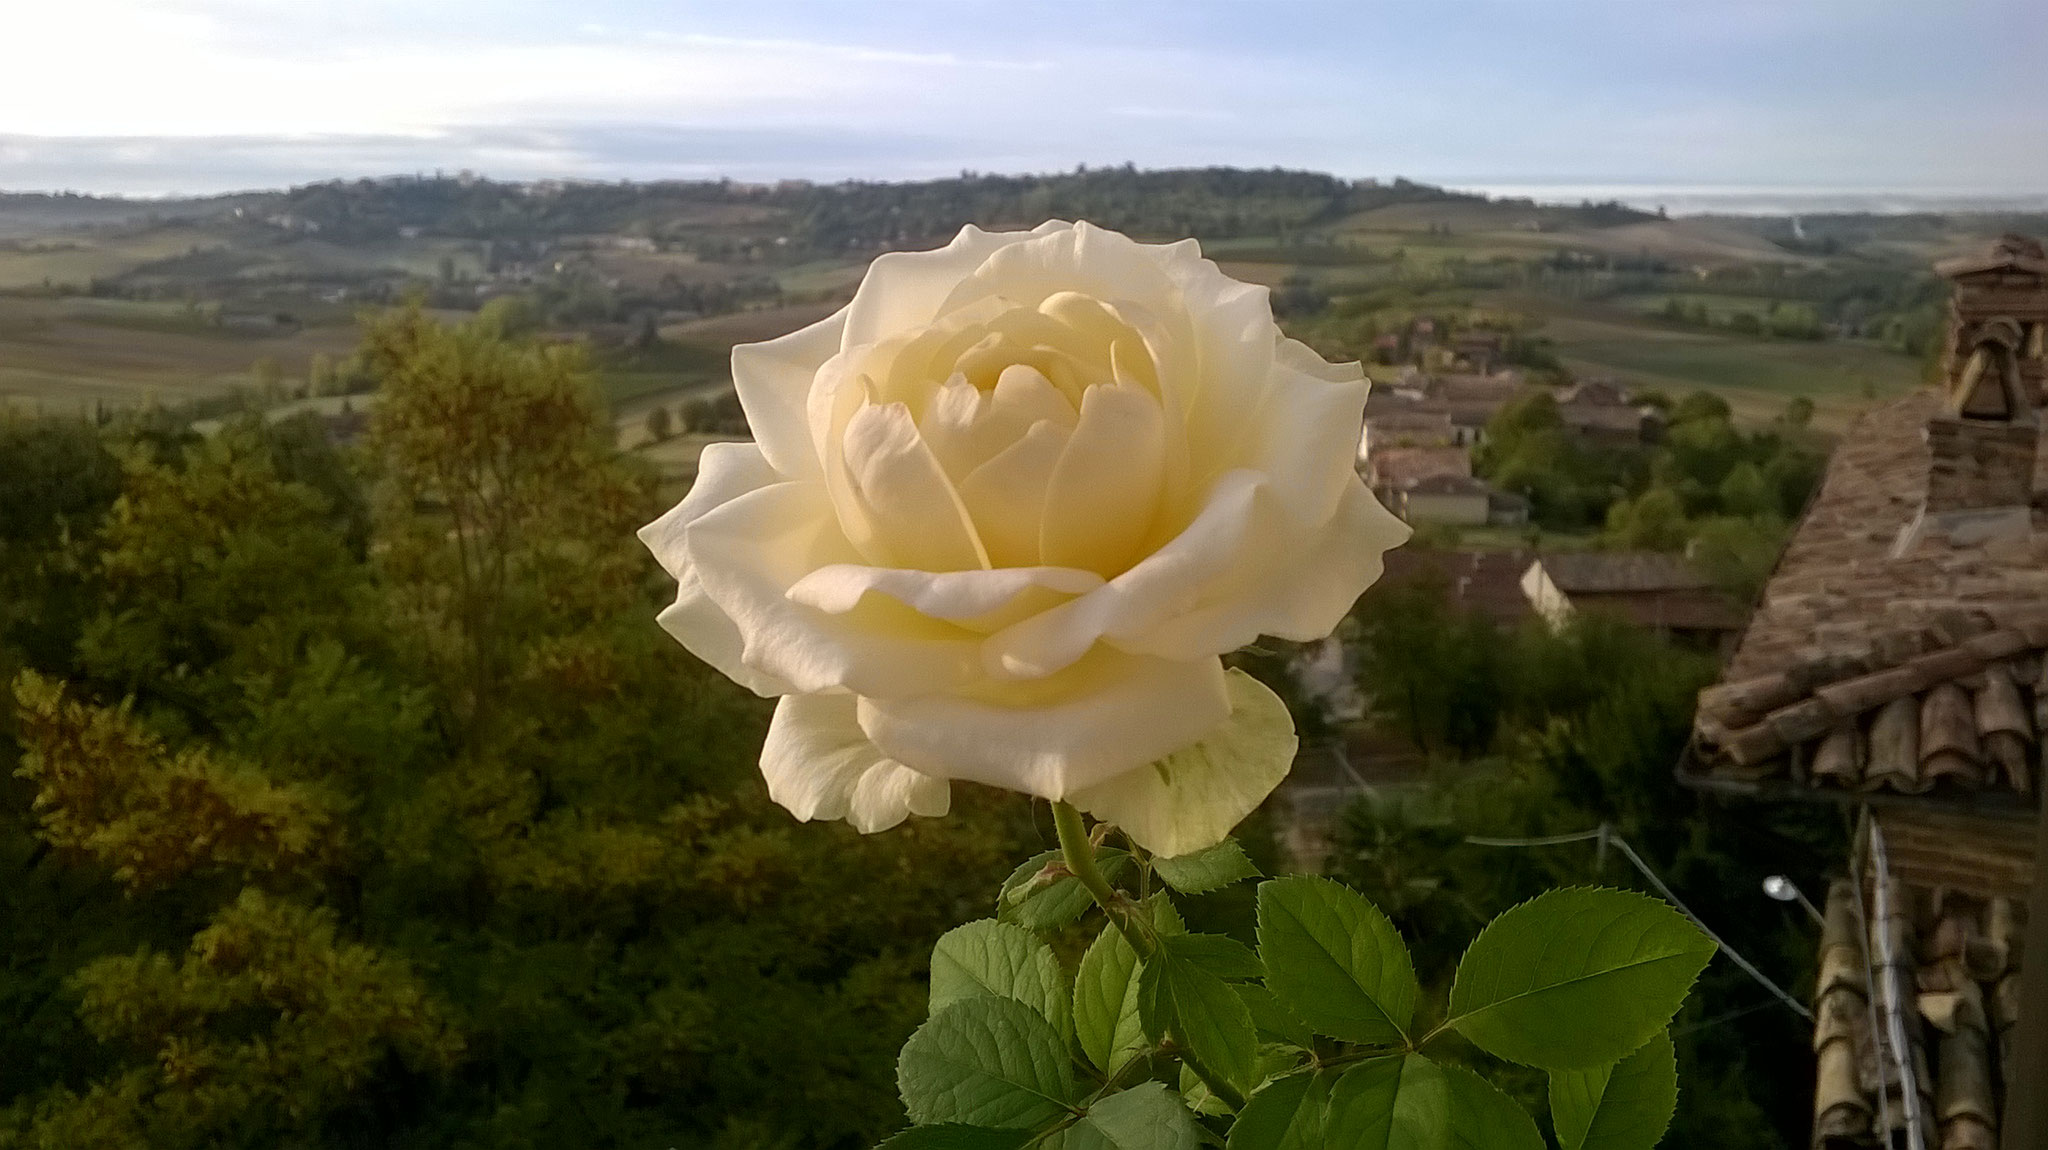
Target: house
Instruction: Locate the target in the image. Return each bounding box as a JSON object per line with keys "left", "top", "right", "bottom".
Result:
{"left": 1429, "top": 372, "right": 1525, "bottom": 446}
{"left": 1365, "top": 445, "right": 1470, "bottom": 492}
{"left": 1379, "top": 548, "right": 1537, "bottom": 627}
{"left": 1677, "top": 235, "right": 2048, "bottom": 1150}
{"left": 1452, "top": 331, "right": 1506, "bottom": 373}
{"left": 1395, "top": 474, "right": 1493, "bottom": 526}
{"left": 1487, "top": 488, "right": 1530, "bottom": 527}
{"left": 1556, "top": 380, "right": 1665, "bottom": 447}
{"left": 1360, "top": 409, "right": 1456, "bottom": 457}
{"left": 1520, "top": 552, "right": 1743, "bottom": 648}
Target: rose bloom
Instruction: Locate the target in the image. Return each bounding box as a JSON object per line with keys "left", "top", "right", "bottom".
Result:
{"left": 641, "top": 222, "right": 1407, "bottom": 855}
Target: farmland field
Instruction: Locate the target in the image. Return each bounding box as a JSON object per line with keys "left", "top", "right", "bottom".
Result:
{"left": 0, "top": 296, "right": 362, "bottom": 410}
{"left": 1507, "top": 300, "right": 1923, "bottom": 428}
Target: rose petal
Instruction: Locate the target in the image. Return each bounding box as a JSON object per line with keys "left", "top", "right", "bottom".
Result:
{"left": 1068, "top": 668, "right": 1296, "bottom": 857}
{"left": 639, "top": 443, "right": 795, "bottom": 696}
{"left": 937, "top": 222, "right": 1184, "bottom": 323}
{"left": 1241, "top": 339, "right": 1372, "bottom": 525}
{"left": 1039, "top": 382, "right": 1166, "bottom": 576}
{"left": 982, "top": 469, "right": 1407, "bottom": 678}
{"left": 787, "top": 564, "right": 1103, "bottom": 623}
{"left": 761, "top": 693, "right": 950, "bottom": 832}
{"left": 842, "top": 222, "right": 1066, "bottom": 348}
{"left": 686, "top": 481, "right": 984, "bottom": 697}
{"left": 1121, "top": 476, "right": 1411, "bottom": 660}
{"left": 840, "top": 401, "right": 991, "bottom": 571}
{"left": 855, "top": 651, "right": 1231, "bottom": 798}
{"left": 731, "top": 309, "right": 846, "bottom": 481}
{"left": 957, "top": 419, "right": 1071, "bottom": 568}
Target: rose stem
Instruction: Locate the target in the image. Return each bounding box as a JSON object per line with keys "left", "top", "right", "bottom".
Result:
{"left": 1051, "top": 802, "right": 1151, "bottom": 958}
{"left": 1049, "top": 801, "right": 1248, "bottom": 1113}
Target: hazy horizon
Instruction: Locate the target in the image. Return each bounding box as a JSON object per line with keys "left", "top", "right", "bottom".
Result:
{"left": 4, "top": 1, "right": 2044, "bottom": 210}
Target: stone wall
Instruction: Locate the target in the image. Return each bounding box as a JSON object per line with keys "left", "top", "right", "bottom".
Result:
{"left": 1924, "top": 416, "right": 2039, "bottom": 513}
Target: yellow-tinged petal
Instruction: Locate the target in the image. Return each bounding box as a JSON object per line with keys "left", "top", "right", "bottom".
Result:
{"left": 856, "top": 651, "right": 1231, "bottom": 798}
{"left": 839, "top": 401, "right": 991, "bottom": 572}
{"left": 1067, "top": 669, "right": 1296, "bottom": 857}
{"left": 1039, "top": 382, "right": 1165, "bottom": 576}
{"left": 761, "top": 694, "right": 950, "bottom": 833}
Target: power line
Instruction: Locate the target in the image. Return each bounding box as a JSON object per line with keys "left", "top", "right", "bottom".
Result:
{"left": 1464, "top": 823, "right": 1814, "bottom": 1024}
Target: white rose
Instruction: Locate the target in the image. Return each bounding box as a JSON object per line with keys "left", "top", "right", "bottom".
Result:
{"left": 640, "top": 221, "right": 1408, "bottom": 855}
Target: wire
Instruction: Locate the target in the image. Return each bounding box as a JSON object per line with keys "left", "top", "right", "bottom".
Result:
{"left": 1463, "top": 823, "right": 1815, "bottom": 1023}
{"left": 1668, "top": 997, "right": 1782, "bottom": 1038}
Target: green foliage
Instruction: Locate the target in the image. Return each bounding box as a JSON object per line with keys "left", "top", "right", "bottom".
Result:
{"left": 1442, "top": 1066, "right": 1545, "bottom": 1150}
{"left": 1550, "top": 1031, "right": 1679, "bottom": 1150}
{"left": 1335, "top": 585, "right": 1842, "bottom": 1145}
{"left": 891, "top": 822, "right": 1709, "bottom": 1150}
{"left": 930, "top": 921, "right": 1072, "bottom": 1043}
{"left": 898, "top": 997, "right": 1078, "bottom": 1128}
{"left": 1152, "top": 839, "right": 1260, "bottom": 895}
{"left": 0, "top": 311, "right": 1033, "bottom": 1149}
{"left": 1000, "top": 848, "right": 1134, "bottom": 932}
{"left": 1256, "top": 877, "right": 1416, "bottom": 1047}
{"left": 1446, "top": 889, "right": 1712, "bottom": 1069}
{"left": 1475, "top": 385, "right": 1825, "bottom": 550}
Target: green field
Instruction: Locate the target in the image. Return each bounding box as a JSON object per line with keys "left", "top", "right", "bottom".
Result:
{"left": 0, "top": 296, "right": 362, "bottom": 410}
{"left": 1507, "top": 299, "right": 1922, "bottom": 428}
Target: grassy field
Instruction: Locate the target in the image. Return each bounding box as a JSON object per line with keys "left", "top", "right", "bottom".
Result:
{"left": 1503, "top": 297, "right": 1923, "bottom": 428}
{"left": 0, "top": 296, "right": 362, "bottom": 411}
{"left": 0, "top": 226, "right": 230, "bottom": 290}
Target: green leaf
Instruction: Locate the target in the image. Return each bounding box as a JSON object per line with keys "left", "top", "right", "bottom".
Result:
{"left": 1441, "top": 1066, "right": 1545, "bottom": 1150}
{"left": 1183, "top": 1046, "right": 1309, "bottom": 1117}
{"left": 931, "top": 919, "right": 1070, "bottom": 1039}
{"left": 876, "top": 1125, "right": 1037, "bottom": 1150}
{"left": 1234, "top": 984, "right": 1314, "bottom": 1049}
{"left": 1152, "top": 838, "right": 1260, "bottom": 894}
{"left": 1322, "top": 1055, "right": 1449, "bottom": 1150}
{"left": 1227, "top": 1057, "right": 1449, "bottom": 1150}
{"left": 1447, "top": 888, "right": 1714, "bottom": 1070}
{"left": 1074, "top": 922, "right": 1148, "bottom": 1078}
{"left": 898, "top": 997, "right": 1079, "bottom": 1129}
{"left": 998, "top": 849, "right": 1134, "bottom": 932}
{"left": 1226, "top": 1073, "right": 1330, "bottom": 1150}
{"left": 1257, "top": 876, "right": 1418, "bottom": 1046}
{"left": 1138, "top": 935, "right": 1261, "bottom": 1096}
{"left": 1167, "top": 932, "right": 1262, "bottom": 982}
{"left": 1054, "top": 1083, "right": 1202, "bottom": 1150}
{"left": 1549, "top": 1030, "right": 1679, "bottom": 1150}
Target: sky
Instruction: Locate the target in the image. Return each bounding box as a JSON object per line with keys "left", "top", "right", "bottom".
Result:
{"left": 3, "top": 0, "right": 2045, "bottom": 203}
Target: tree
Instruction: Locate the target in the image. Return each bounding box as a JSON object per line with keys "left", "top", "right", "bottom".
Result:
{"left": 307, "top": 351, "right": 337, "bottom": 395}
{"left": 643, "top": 404, "right": 673, "bottom": 443}
{"left": 1333, "top": 605, "right": 1841, "bottom": 1148}
{"left": 249, "top": 356, "right": 284, "bottom": 397}
{"left": 1605, "top": 486, "right": 1688, "bottom": 549}
{"left": 0, "top": 316, "right": 1035, "bottom": 1149}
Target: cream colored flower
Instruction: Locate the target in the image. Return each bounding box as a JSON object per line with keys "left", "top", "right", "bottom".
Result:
{"left": 640, "top": 221, "right": 1407, "bottom": 855}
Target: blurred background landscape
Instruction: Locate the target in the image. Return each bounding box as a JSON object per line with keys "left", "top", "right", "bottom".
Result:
{"left": 4, "top": 2, "right": 2044, "bottom": 1148}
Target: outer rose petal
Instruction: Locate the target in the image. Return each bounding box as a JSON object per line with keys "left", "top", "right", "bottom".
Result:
{"left": 731, "top": 309, "right": 845, "bottom": 481}
{"left": 842, "top": 222, "right": 1066, "bottom": 349}
{"left": 855, "top": 651, "right": 1231, "bottom": 798}
{"left": 982, "top": 470, "right": 1409, "bottom": 678}
{"left": 637, "top": 443, "right": 795, "bottom": 696}
{"left": 1068, "top": 669, "right": 1296, "bottom": 857}
{"left": 685, "top": 481, "right": 985, "bottom": 697}
{"left": 762, "top": 694, "right": 950, "bottom": 833}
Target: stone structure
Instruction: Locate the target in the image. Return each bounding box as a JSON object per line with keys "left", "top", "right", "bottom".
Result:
{"left": 1679, "top": 236, "right": 2048, "bottom": 1150}
{"left": 1920, "top": 236, "right": 2048, "bottom": 524}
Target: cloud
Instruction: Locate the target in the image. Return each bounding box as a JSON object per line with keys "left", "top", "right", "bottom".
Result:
{"left": 2, "top": 0, "right": 2043, "bottom": 195}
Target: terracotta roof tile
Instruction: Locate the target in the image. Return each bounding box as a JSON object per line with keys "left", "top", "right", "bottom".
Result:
{"left": 1683, "top": 391, "right": 2048, "bottom": 807}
